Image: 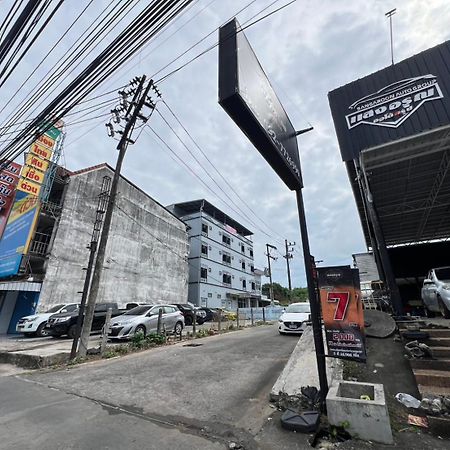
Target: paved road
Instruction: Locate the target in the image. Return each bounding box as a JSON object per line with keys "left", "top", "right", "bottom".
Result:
{"left": 0, "top": 325, "right": 302, "bottom": 449}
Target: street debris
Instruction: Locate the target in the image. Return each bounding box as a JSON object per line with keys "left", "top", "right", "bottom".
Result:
{"left": 404, "top": 340, "right": 432, "bottom": 359}
{"left": 395, "top": 393, "right": 421, "bottom": 409}
{"left": 407, "top": 415, "right": 429, "bottom": 428}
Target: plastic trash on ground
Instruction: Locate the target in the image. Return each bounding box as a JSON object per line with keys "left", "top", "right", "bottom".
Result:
{"left": 395, "top": 392, "right": 421, "bottom": 409}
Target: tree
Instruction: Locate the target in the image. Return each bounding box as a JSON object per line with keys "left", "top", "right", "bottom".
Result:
{"left": 262, "top": 283, "right": 308, "bottom": 304}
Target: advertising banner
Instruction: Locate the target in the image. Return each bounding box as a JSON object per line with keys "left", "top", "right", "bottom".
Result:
{"left": 17, "top": 178, "right": 42, "bottom": 196}
{"left": 25, "top": 153, "right": 49, "bottom": 173}
{"left": 318, "top": 265, "right": 366, "bottom": 362}
{"left": 0, "top": 191, "right": 40, "bottom": 278}
{"left": 30, "top": 141, "right": 53, "bottom": 161}
{"left": 0, "top": 161, "right": 22, "bottom": 240}
{"left": 22, "top": 166, "right": 45, "bottom": 185}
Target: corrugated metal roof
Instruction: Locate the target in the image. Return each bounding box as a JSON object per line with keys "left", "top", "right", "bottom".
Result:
{"left": 353, "top": 253, "right": 380, "bottom": 283}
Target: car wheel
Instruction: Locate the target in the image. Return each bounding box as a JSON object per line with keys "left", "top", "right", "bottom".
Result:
{"left": 135, "top": 325, "right": 146, "bottom": 337}
{"left": 35, "top": 322, "right": 49, "bottom": 337}
{"left": 174, "top": 321, "right": 183, "bottom": 335}
{"left": 438, "top": 296, "right": 450, "bottom": 319}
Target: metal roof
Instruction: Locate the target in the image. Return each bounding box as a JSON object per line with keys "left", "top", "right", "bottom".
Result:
{"left": 359, "top": 124, "right": 450, "bottom": 246}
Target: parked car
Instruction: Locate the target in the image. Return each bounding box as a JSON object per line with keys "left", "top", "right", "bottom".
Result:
{"left": 108, "top": 304, "right": 184, "bottom": 340}
{"left": 278, "top": 302, "right": 311, "bottom": 335}
{"left": 198, "top": 307, "right": 216, "bottom": 322}
{"left": 46, "top": 302, "right": 124, "bottom": 338}
{"left": 172, "top": 303, "right": 205, "bottom": 325}
{"left": 421, "top": 267, "right": 450, "bottom": 318}
{"left": 16, "top": 303, "right": 79, "bottom": 337}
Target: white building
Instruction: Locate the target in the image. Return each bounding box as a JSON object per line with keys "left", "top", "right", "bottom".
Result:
{"left": 168, "top": 200, "right": 266, "bottom": 310}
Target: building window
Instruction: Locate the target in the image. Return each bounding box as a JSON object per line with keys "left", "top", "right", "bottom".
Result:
{"left": 200, "top": 267, "right": 208, "bottom": 280}
{"left": 208, "top": 293, "right": 212, "bottom": 298}
{"left": 201, "top": 244, "right": 208, "bottom": 256}
{"left": 201, "top": 297, "right": 207, "bottom": 306}
{"left": 202, "top": 223, "right": 208, "bottom": 236}
{"left": 221, "top": 299, "right": 227, "bottom": 307}
{"left": 251, "top": 282, "right": 256, "bottom": 290}
{"left": 222, "top": 234, "right": 231, "bottom": 246}
{"left": 256, "top": 282, "right": 261, "bottom": 291}
{"left": 222, "top": 253, "right": 231, "bottom": 264}
{"left": 238, "top": 299, "right": 246, "bottom": 308}
{"left": 241, "top": 261, "right": 246, "bottom": 270}
{"left": 241, "top": 244, "right": 245, "bottom": 253}
{"left": 249, "top": 249, "right": 253, "bottom": 257}
{"left": 222, "top": 273, "right": 232, "bottom": 285}
{"left": 250, "top": 265, "right": 254, "bottom": 272}
{"left": 217, "top": 294, "right": 221, "bottom": 299}
{"left": 242, "top": 279, "right": 247, "bottom": 289}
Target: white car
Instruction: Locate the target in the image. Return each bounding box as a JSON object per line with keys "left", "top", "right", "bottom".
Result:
{"left": 421, "top": 267, "right": 450, "bottom": 318}
{"left": 278, "top": 302, "right": 311, "bottom": 335}
{"left": 16, "top": 303, "right": 79, "bottom": 337}
{"left": 108, "top": 304, "right": 185, "bottom": 340}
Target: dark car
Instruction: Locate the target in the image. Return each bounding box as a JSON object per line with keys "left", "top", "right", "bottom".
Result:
{"left": 172, "top": 303, "right": 205, "bottom": 325}
{"left": 198, "top": 307, "right": 216, "bottom": 322}
{"left": 46, "top": 302, "right": 124, "bottom": 338}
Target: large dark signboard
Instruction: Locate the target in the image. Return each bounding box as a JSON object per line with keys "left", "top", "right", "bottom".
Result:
{"left": 218, "top": 18, "right": 302, "bottom": 190}
{"left": 329, "top": 40, "right": 450, "bottom": 161}
{"left": 318, "top": 265, "right": 367, "bottom": 362}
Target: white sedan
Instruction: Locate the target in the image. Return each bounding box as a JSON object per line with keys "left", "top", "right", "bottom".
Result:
{"left": 278, "top": 302, "right": 311, "bottom": 335}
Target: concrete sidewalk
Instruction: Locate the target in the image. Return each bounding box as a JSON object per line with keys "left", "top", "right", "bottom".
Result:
{"left": 0, "top": 334, "right": 103, "bottom": 369}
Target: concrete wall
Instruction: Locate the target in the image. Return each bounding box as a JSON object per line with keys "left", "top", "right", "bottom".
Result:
{"left": 38, "top": 166, "right": 189, "bottom": 311}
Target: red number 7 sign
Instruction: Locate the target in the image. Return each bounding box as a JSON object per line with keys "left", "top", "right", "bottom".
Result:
{"left": 327, "top": 292, "right": 350, "bottom": 321}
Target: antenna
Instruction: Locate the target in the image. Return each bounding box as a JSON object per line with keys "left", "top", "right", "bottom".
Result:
{"left": 385, "top": 8, "right": 396, "bottom": 66}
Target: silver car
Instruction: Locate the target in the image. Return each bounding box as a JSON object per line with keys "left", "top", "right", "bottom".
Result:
{"left": 108, "top": 304, "right": 184, "bottom": 340}
{"left": 421, "top": 267, "right": 450, "bottom": 318}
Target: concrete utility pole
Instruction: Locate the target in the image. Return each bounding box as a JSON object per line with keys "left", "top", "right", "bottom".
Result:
{"left": 283, "top": 239, "right": 295, "bottom": 302}
{"left": 265, "top": 244, "right": 277, "bottom": 306}
{"left": 78, "top": 75, "right": 157, "bottom": 357}
{"left": 70, "top": 175, "right": 111, "bottom": 360}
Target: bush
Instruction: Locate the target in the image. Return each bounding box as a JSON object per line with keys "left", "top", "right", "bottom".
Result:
{"left": 146, "top": 333, "right": 166, "bottom": 345}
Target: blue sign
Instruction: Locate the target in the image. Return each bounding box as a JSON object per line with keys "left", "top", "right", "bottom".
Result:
{"left": 0, "top": 191, "right": 39, "bottom": 278}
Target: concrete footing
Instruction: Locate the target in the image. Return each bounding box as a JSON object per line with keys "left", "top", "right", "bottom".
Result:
{"left": 326, "top": 380, "right": 393, "bottom": 444}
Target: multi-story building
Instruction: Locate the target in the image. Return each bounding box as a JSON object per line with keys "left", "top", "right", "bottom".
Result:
{"left": 0, "top": 163, "right": 189, "bottom": 334}
{"left": 168, "top": 199, "right": 265, "bottom": 310}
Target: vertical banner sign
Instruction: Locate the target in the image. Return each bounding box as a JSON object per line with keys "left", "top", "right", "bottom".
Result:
{"left": 318, "top": 265, "right": 366, "bottom": 362}
{"left": 0, "top": 161, "right": 22, "bottom": 239}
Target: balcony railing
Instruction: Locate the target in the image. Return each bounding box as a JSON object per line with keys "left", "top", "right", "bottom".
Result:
{"left": 29, "top": 232, "right": 51, "bottom": 256}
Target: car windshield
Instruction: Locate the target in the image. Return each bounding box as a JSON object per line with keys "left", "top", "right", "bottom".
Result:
{"left": 46, "top": 304, "right": 66, "bottom": 313}
{"left": 435, "top": 268, "right": 450, "bottom": 280}
{"left": 285, "top": 304, "right": 310, "bottom": 314}
{"left": 123, "top": 306, "right": 153, "bottom": 315}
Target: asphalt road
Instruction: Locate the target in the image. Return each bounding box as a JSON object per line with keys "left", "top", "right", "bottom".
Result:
{"left": 0, "top": 324, "right": 302, "bottom": 449}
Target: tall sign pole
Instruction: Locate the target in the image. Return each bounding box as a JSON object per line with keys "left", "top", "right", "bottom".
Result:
{"left": 78, "top": 76, "right": 157, "bottom": 357}
{"left": 218, "top": 17, "right": 328, "bottom": 404}
{"left": 385, "top": 8, "right": 396, "bottom": 66}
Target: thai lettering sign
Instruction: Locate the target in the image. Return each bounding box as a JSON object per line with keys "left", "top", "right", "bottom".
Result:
{"left": 25, "top": 153, "right": 49, "bottom": 173}
{"left": 0, "top": 161, "right": 21, "bottom": 240}
{"left": 318, "top": 265, "right": 366, "bottom": 362}
{"left": 346, "top": 75, "right": 443, "bottom": 129}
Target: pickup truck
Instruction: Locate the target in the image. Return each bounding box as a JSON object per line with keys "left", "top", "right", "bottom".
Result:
{"left": 422, "top": 267, "right": 450, "bottom": 318}
{"left": 45, "top": 302, "right": 126, "bottom": 338}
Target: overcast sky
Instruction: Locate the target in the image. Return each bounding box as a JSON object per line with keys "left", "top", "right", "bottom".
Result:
{"left": 1, "top": 0, "right": 450, "bottom": 287}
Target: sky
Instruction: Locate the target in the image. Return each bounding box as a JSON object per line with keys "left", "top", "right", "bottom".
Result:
{"left": 1, "top": 0, "right": 450, "bottom": 287}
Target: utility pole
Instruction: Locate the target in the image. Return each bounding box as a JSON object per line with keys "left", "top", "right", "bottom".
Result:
{"left": 70, "top": 175, "right": 111, "bottom": 360}
{"left": 265, "top": 244, "right": 277, "bottom": 306}
{"left": 385, "top": 8, "right": 396, "bottom": 65}
{"left": 78, "top": 75, "right": 157, "bottom": 357}
{"left": 283, "top": 239, "right": 295, "bottom": 302}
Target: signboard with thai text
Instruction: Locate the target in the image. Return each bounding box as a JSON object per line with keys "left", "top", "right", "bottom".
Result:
{"left": 318, "top": 265, "right": 366, "bottom": 362}
{"left": 0, "top": 161, "right": 21, "bottom": 240}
